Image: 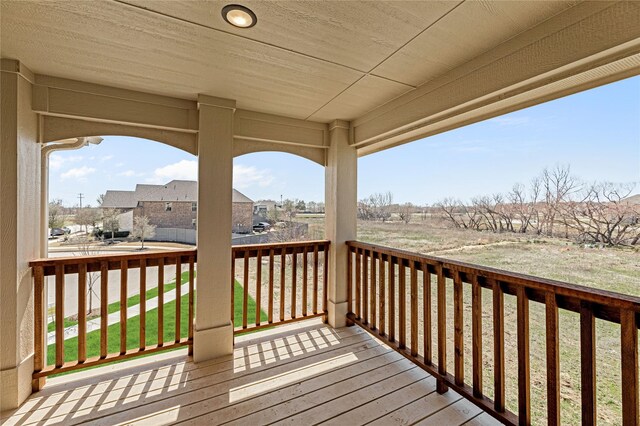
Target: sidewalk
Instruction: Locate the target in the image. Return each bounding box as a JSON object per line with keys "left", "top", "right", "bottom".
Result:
{"left": 47, "top": 282, "right": 190, "bottom": 345}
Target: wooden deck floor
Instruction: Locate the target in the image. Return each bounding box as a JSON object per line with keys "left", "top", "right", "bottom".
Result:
{"left": 1, "top": 320, "right": 501, "bottom": 425}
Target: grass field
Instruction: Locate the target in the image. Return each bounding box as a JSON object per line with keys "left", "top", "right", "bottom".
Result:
{"left": 47, "top": 280, "right": 266, "bottom": 369}
{"left": 300, "top": 215, "right": 639, "bottom": 424}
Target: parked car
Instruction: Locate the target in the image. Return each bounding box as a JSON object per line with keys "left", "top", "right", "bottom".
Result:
{"left": 50, "top": 228, "right": 66, "bottom": 237}
{"left": 252, "top": 222, "right": 271, "bottom": 232}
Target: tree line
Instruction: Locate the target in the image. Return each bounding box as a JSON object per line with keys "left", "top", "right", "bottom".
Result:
{"left": 434, "top": 165, "right": 640, "bottom": 246}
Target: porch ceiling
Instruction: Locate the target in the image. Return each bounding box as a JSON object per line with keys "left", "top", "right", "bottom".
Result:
{"left": 1, "top": 0, "right": 577, "bottom": 122}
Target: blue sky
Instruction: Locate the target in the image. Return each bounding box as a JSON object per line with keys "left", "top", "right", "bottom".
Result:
{"left": 50, "top": 76, "right": 640, "bottom": 207}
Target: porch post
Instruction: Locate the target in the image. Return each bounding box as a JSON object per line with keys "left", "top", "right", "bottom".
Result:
{"left": 193, "top": 95, "right": 235, "bottom": 362}
{"left": 0, "top": 59, "right": 41, "bottom": 410}
{"left": 325, "top": 120, "right": 357, "bottom": 328}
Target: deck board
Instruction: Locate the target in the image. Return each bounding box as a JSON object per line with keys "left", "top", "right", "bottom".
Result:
{"left": 1, "top": 319, "right": 500, "bottom": 426}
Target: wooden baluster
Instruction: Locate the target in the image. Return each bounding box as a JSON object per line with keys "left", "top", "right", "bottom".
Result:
{"left": 175, "top": 257, "right": 181, "bottom": 343}
{"left": 158, "top": 258, "right": 164, "bottom": 346}
{"left": 423, "top": 263, "right": 432, "bottom": 365}
{"left": 492, "top": 279, "right": 505, "bottom": 412}
{"left": 188, "top": 255, "right": 195, "bottom": 355}
{"left": 55, "top": 264, "right": 65, "bottom": 368}
{"left": 347, "top": 246, "right": 353, "bottom": 318}
{"left": 471, "top": 274, "right": 482, "bottom": 398}
{"left": 291, "top": 247, "right": 297, "bottom": 318}
{"left": 517, "top": 286, "right": 531, "bottom": 425}
{"left": 363, "top": 249, "right": 369, "bottom": 325}
{"left": 454, "top": 270, "right": 464, "bottom": 386}
{"left": 546, "top": 292, "right": 560, "bottom": 425}
{"left": 410, "top": 260, "right": 418, "bottom": 357}
{"left": 256, "top": 249, "right": 262, "bottom": 326}
{"left": 398, "top": 259, "right": 406, "bottom": 349}
{"left": 436, "top": 264, "right": 447, "bottom": 393}
{"left": 33, "top": 265, "right": 46, "bottom": 391}
{"left": 120, "top": 260, "right": 127, "bottom": 355}
{"left": 302, "top": 247, "right": 308, "bottom": 317}
{"left": 355, "top": 248, "right": 361, "bottom": 320}
{"left": 371, "top": 251, "right": 377, "bottom": 330}
{"left": 621, "top": 310, "right": 639, "bottom": 426}
{"left": 78, "top": 263, "right": 87, "bottom": 363}
{"left": 580, "top": 302, "right": 596, "bottom": 425}
{"left": 243, "top": 251, "right": 249, "bottom": 328}
{"left": 231, "top": 253, "right": 235, "bottom": 327}
{"left": 100, "top": 261, "right": 109, "bottom": 358}
{"left": 280, "top": 249, "right": 286, "bottom": 321}
{"left": 323, "top": 244, "right": 328, "bottom": 322}
{"left": 389, "top": 257, "right": 396, "bottom": 343}
{"left": 139, "top": 258, "right": 146, "bottom": 351}
{"left": 268, "top": 249, "right": 274, "bottom": 323}
{"left": 313, "top": 244, "right": 319, "bottom": 314}
{"left": 378, "top": 252, "right": 385, "bottom": 336}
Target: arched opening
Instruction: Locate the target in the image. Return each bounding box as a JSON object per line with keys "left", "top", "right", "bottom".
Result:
{"left": 231, "top": 151, "right": 326, "bottom": 327}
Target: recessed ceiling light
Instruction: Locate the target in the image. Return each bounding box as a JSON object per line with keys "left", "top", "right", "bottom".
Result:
{"left": 222, "top": 4, "right": 257, "bottom": 28}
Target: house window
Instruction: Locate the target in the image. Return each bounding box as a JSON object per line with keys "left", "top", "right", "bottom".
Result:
{"left": 192, "top": 218, "right": 197, "bottom": 227}
{"left": 192, "top": 202, "right": 197, "bottom": 212}
{"left": 165, "top": 202, "right": 172, "bottom": 212}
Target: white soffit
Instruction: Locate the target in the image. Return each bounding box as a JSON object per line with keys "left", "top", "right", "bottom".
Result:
{"left": 0, "top": 0, "right": 598, "bottom": 122}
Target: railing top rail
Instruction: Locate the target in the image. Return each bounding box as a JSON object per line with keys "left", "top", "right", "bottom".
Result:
{"left": 29, "top": 248, "right": 197, "bottom": 268}
{"left": 232, "top": 240, "right": 330, "bottom": 252}
{"left": 347, "top": 240, "right": 640, "bottom": 312}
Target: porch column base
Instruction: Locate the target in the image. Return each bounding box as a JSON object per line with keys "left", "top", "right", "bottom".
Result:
{"left": 0, "top": 354, "right": 34, "bottom": 410}
{"left": 327, "top": 300, "right": 349, "bottom": 328}
{"left": 193, "top": 321, "right": 234, "bottom": 363}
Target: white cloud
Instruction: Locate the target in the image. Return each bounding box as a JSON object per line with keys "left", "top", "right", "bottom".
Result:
{"left": 49, "top": 154, "right": 83, "bottom": 171}
{"left": 115, "top": 162, "right": 125, "bottom": 168}
{"left": 147, "top": 159, "right": 197, "bottom": 184}
{"left": 60, "top": 166, "right": 96, "bottom": 180}
{"left": 146, "top": 160, "right": 274, "bottom": 189}
{"left": 233, "top": 165, "right": 274, "bottom": 189}
{"left": 118, "top": 170, "right": 144, "bottom": 177}
{"left": 100, "top": 154, "right": 114, "bottom": 162}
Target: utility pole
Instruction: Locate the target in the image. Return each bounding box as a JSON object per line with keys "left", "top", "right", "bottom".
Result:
{"left": 78, "top": 193, "right": 84, "bottom": 209}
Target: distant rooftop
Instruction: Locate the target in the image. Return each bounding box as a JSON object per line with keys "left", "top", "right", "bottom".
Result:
{"left": 101, "top": 180, "right": 253, "bottom": 208}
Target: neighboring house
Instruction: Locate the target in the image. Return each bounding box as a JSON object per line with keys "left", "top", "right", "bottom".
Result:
{"left": 101, "top": 180, "right": 254, "bottom": 233}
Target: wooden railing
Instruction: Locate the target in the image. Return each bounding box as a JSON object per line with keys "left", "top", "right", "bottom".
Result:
{"left": 30, "top": 249, "right": 196, "bottom": 390}
{"left": 346, "top": 240, "right": 640, "bottom": 425}
{"left": 232, "top": 240, "right": 329, "bottom": 334}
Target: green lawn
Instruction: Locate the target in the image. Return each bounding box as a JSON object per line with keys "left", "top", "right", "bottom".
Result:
{"left": 47, "top": 272, "right": 189, "bottom": 333}
{"left": 47, "top": 280, "right": 266, "bottom": 368}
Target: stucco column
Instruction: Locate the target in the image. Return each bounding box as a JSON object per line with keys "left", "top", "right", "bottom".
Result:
{"left": 325, "top": 120, "right": 357, "bottom": 328}
{"left": 193, "top": 95, "right": 235, "bottom": 362}
{"left": 0, "top": 59, "right": 41, "bottom": 410}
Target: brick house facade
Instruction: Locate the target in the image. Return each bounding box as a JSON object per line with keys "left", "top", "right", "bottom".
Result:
{"left": 102, "top": 180, "right": 254, "bottom": 233}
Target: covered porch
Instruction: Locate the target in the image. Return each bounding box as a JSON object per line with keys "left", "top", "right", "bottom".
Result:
{"left": 2, "top": 320, "right": 498, "bottom": 426}
{"left": 2, "top": 1, "right": 640, "bottom": 424}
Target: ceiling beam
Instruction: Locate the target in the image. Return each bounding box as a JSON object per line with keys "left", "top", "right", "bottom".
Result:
{"left": 352, "top": 1, "right": 640, "bottom": 155}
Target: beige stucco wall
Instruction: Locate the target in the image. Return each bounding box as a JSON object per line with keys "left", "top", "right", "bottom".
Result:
{"left": 0, "top": 63, "right": 41, "bottom": 410}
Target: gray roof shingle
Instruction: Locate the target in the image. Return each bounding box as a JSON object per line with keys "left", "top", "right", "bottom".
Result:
{"left": 101, "top": 180, "right": 253, "bottom": 207}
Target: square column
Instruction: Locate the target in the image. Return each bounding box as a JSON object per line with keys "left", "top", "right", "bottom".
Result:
{"left": 324, "top": 120, "right": 357, "bottom": 328}
{"left": 193, "top": 95, "right": 235, "bottom": 362}
{"left": 0, "top": 60, "right": 41, "bottom": 410}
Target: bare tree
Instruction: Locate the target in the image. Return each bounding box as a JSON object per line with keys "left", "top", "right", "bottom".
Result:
{"left": 102, "top": 208, "right": 120, "bottom": 241}
{"left": 49, "top": 199, "right": 65, "bottom": 229}
{"left": 397, "top": 202, "right": 414, "bottom": 224}
{"left": 560, "top": 182, "right": 640, "bottom": 246}
{"left": 540, "top": 165, "right": 580, "bottom": 236}
{"left": 96, "top": 193, "right": 105, "bottom": 206}
{"left": 358, "top": 192, "right": 394, "bottom": 222}
{"left": 75, "top": 207, "right": 100, "bottom": 234}
{"left": 130, "top": 216, "right": 156, "bottom": 249}
{"left": 74, "top": 236, "right": 102, "bottom": 315}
